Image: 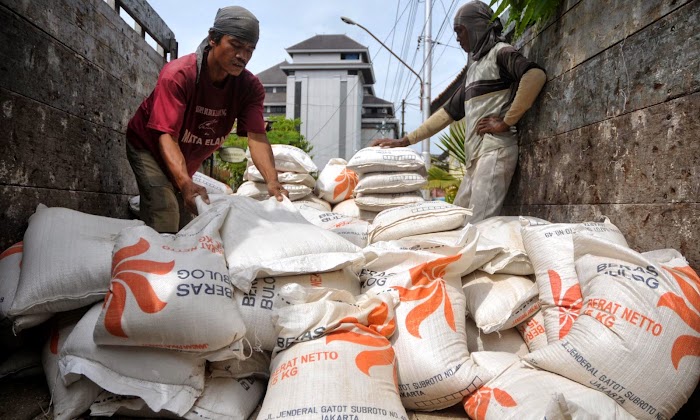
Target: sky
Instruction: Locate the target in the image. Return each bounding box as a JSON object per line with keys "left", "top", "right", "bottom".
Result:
{"left": 142, "top": 0, "right": 473, "bottom": 155}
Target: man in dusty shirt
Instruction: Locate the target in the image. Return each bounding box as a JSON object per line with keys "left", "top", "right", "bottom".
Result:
{"left": 372, "top": 1, "right": 546, "bottom": 223}
{"left": 126, "top": 6, "right": 286, "bottom": 233}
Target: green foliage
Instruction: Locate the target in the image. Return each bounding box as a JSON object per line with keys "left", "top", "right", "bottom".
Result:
{"left": 490, "top": 0, "right": 562, "bottom": 38}
{"left": 436, "top": 120, "right": 467, "bottom": 168}
{"left": 214, "top": 117, "right": 312, "bottom": 190}
{"left": 427, "top": 166, "right": 460, "bottom": 204}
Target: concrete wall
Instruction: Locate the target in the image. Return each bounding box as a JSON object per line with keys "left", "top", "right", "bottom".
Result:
{"left": 503, "top": 0, "right": 699, "bottom": 269}
{"left": 0, "top": 0, "right": 174, "bottom": 250}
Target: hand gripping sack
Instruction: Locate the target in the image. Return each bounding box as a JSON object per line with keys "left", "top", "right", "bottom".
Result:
{"left": 244, "top": 165, "right": 316, "bottom": 188}
{"left": 93, "top": 203, "right": 246, "bottom": 355}
{"left": 236, "top": 269, "right": 361, "bottom": 351}
{"left": 525, "top": 235, "right": 700, "bottom": 420}
{"left": 10, "top": 205, "right": 144, "bottom": 316}
{"left": 245, "top": 144, "right": 317, "bottom": 173}
{"left": 43, "top": 312, "right": 102, "bottom": 420}
{"left": 368, "top": 201, "right": 472, "bottom": 244}
{"left": 201, "top": 195, "right": 364, "bottom": 293}
{"left": 461, "top": 271, "right": 539, "bottom": 333}
{"left": 515, "top": 311, "right": 548, "bottom": 352}
{"left": 521, "top": 218, "right": 629, "bottom": 343}
{"left": 236, "top": 180, "right": 312, "bottom": 201}
{"left": 297, "top": 205, "right": 370, "bottom": 247}
{"left": 192, "top": 171, "right": 233, "bottom": 195}
{"left": 462, "top": 360, "right": 635, "bottom": 420}
{"left": 354, "top": 171, "right": 427, "bottom": 194}
{"left": 465, "top": 316, "right": 529, "bottom": 356}
{"left": 361, "top": 227, "right": 492, "bottom": 411}
{"left": 354, "top": 191, "right": 424, "bottom": 212}
{"left": 346, "top": 146, "right": 425, "bottom": 174}
{"left": 258, "top": 285, "right": 408, "bottom": 420}
{"left": 60, "top": 303, "right": 206, "bottom": 416}
{"left": 315, "top": 158, "right": 359, "bottom": 204}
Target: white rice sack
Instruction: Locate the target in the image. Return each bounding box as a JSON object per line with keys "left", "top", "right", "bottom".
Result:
{"left": 43, "top": 312, "right": 102, "bottom": 420}
{"left": 332, "top": 198, "right": 361, "bottom": 218}
{"left": 461, "top": 271, "right": 540, "bottom": 333}
{"left": 470, "top": 351, "right": 521, "bottom": 378}
{"left": 201, "top": 195, "right": 364, "bottom": 293}
{"left": 236, "top": 180, "right": 312, "bottom": 201}
{"left": 259, "top": 285, "right": 407, "bottom": 420}
{"left": 462, "top": 360, "right": 636, "bottom": 420}
{"left": 12, "top": 313, "right": 53, "bottom": 334}
{"left": 359, "top": 209, "right": 379, "bottom": 223}
{"left": 465, "top": 317, "right": 529, "bottom": 356}
{"left": 521, "top": 218, "right": 629, "bottom": 343}
{"left": 368, "top": 201, "right": 472, "bottom": 243}
{"left": 9, "top": 205, "right": 144, "bottom": 316}
{"left": 0, "top": 242, "right": 23, "bottom": 319}
{"left": 93, "top": 203, "right": 245, "bottom": 355}
{"left": 245, "top": 144, "right": 317, "bottom": 173}
{"left": 362, "top": 227, "right": 492, "bottom": 410}
{"left": 59, "top": 303, "right": 206, "bottom": 416}
{"left": 89, "top": 392, "right": 179, "bottom": 418}
{"left": 297, "top": 206, "right": 370, "bottom": 248}
{"left": 192, "top": 171, "right": 233, "bottom": 195}
{"left": 354, "top": 171, "right": 427, "bottom": 194}
{"left": 515, "top": 311, "right": 548, "bottom": 352}
{"left": 292, "top": 195, "right": 332, "bottom": 212}
{"left": 209, "top": 349, "right": 272, "bottom": 379}
{"left": 404, "top": 230, "right": 502, "bottom": 276}
{"left": 525, "top": 236, "right": 700, "bottom": 420}
{"left": 346, "top": 146, "right": 425, "bottom": 174}
{"left": 244, "top": 165, "right": 316, "bottom": 188}
{"left": 474, "top": 216, "right": 549, "bottom": 276}
{"left": 315, "top": 158, "right": 359, "bottom": 204}
{"left": 237, "top": 269, "right": 361, "bottom": 351}
{"left": 355, "top": 191, "right": 424, "bottom": 212}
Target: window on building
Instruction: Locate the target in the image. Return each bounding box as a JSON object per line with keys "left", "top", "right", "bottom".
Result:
{"left": 278, "top": 86, "right": 286, "bottom": 93}
{"left": 270, "top": 106, "right": 286, "bottom": 113}
{"left": 264, "top": 86, "right": 274, "bottom": 93}
{"left": 341, "top": 53, "right": 360, "bottom": 60}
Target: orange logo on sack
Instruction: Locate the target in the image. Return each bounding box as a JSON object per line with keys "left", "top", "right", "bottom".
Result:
{"left": 463, "top": 386, "right": 516, "bottom": 419}
{"left": 325, "top": 302, "right": 398, "bottom": 386}
{"left": 549, "top": 270, "right": 583, "bottom": 339}
{"left": 393, "top": 254, "right": 461, "bottom": 338}
{"left": 49, "top": 328, "right": 59, "bottom": 355}
{"left": 103, "top": 238, "right": 174, "bottom": 338}
{"left": 0, "top": 242, "right": 22, "bottom": 260}
{"left": 657, "top": 265, "right": 700, "bottom": 369}
{"left": 333, "top": 168, "right": 358, "bottom": 200}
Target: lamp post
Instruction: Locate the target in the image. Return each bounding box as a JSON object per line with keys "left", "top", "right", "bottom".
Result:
{"left": 341, "top": 16, "right": 431, "bottom": 170}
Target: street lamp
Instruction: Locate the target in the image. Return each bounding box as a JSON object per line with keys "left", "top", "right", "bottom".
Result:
{"left": 341, "top": 16, "right": 431, "bottom": 169}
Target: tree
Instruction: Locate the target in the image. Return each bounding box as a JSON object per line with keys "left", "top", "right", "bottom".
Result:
{"left": 490, "top": 0, "right": 563, "bottom": 38}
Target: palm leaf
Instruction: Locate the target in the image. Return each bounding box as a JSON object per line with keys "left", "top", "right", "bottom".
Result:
{"left": 427, "top": 166, "right": 461, "bottom": 190}
{"left": 437, "top": 120, "right": 467, "bottom": 167}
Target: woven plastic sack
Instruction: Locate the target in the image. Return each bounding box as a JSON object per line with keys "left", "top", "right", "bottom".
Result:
{"left": 347, "top": 146, "right": 425, "bottom": 174}
{"left": 355, "top": 191, "right": 424, "bottom": 212}
{"left": 209, "top": 349, "right": 272, "bottom": 379}
{"left": 93, "top": 203, "right": 246, "bottom": 355}
{"left": 0, "top": 242, "right": 23, "bottom": 319}
{"left": 461, "top": 270, "right": 539, "bottom": 333}
{"left": 192, "top": 171, "right": 233, "bottom": 195}
{"left": 245, "top": 144, "right": 317, "bottom": 173}
{"left": 292, "top": 195, "right": 332, "bottom": 212}
{"left": 259, "top": 285, "right": 407, "bottom": 420}
{"left": 354, "top": 171, "right": 427, "bottom": 194}
{"left": 515, "top": 311, "right": 548, "bottom": 352}
{"left": 59, "top": 303, "right": 206, "bottom": 416}
{"left": 465, "top": 317, "right": 528, "bottom": 356}
{"left": 462, "top": 360, "right": 635, "bottom": 420}
{"left": 244, "top": 165, "right": 316, "bottom": 188}
{"left": 201, "top": 195, "right": 364, "bottom": 293}
{"left": 236, "top": 180, "right": 312, "bottom": 201}
{"left": 236, "top": 269, "right": 361, "bottom": 351}
{"left": 470, "top": 351, "right": 520, "bottom": 378}
{"left": 525, "top": 235, "right": 700, "bottom": 420}
{"left": 361, "top": 227, "right": 492, "bottom": 410}
{"left": 10, "top": 205, "right": 143, "bottom": 316}
{"left": 521, "top": 218, "right": 629, "bottom": 343}
{"left": 369, "top": 201, "right": 472, "bottom": 243}
{"left": 332, "top": 198, "right": 361, "bottom": 218}
{"left": 315, "top": 158, "right": 359, "bottom": 204}
{"left": 297, "top": 205, "right": 370, "bottom": 247}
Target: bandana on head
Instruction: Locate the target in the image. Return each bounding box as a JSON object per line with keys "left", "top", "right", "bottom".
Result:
{"left": 195, "top": 6, "right": 260, "bottom": 82}
{"left": 453, "top": 1, "right": 504, "bottom": 60}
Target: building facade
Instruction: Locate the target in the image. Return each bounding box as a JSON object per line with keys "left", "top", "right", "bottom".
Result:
{"left": 256, "top": 35, "right": 398, "bottom": 170}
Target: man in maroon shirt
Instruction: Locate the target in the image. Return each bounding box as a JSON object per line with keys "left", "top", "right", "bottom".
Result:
{"left": 126, "top": 6, "right": 286, "bottom": 233}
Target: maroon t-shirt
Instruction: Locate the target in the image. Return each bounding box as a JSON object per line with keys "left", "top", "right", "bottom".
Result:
{"left": 127, "top": 50, "right": 266, "bottom": 177}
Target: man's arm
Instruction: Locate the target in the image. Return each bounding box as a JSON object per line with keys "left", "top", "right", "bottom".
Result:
{"left": 247, "top": 131, "right": 287, "bottom": 201}
{"left": 158, "top": 133, "right": 209, "bottom": 214}
{"left": 371, "top": 108, "right": 455, "bottom": 148}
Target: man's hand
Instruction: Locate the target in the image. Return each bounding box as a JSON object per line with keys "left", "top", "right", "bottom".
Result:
{"left": 266, "top": 180, "right": 289, "bottom": 202}
{"left": 369, "top": 137, "right": 410, "bottom": 148}
{"left": 477, "top": 116, "right": 510, "bottom": 135}
{"left": 180, "top": 180, "right": 210, "bottom": 215}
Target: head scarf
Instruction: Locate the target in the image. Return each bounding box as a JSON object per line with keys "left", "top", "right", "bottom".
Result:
{"left": 453, "top": 1, "right": 504, "bottom": 60}
{"left": 195, "top": 6, "right": 260, "bottom": 82}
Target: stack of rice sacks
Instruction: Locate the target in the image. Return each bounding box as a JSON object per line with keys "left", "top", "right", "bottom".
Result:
{"left": 238, "top": 144, "right": 317, "bottom": 201}
{"left": 346, "top": 146, "right": 426, "bottom": 222}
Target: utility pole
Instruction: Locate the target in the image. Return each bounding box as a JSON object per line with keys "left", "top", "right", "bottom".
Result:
{"left": 401, "top": 99, "right": 406, "bottom": 138}
{"left": 422, "top": 0, "right": 433, "bottom": 170}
